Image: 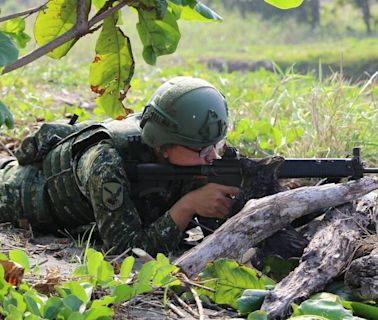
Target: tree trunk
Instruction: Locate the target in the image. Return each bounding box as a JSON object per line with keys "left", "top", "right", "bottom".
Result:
{"left": 355, "top": 0, "right": 372, "bottom": 34}
{"left": 175, "top": 177, "right": 378, "bottom": 278}
{"left": 260, "top": 189, "right": 378, "bottom": 319}
{"left": 310, "top": 0, "right": 320, "bottom": 28}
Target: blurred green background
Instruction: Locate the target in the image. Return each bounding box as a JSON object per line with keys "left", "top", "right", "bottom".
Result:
{"left": 0, "top": 0, "right": 377, "bottom": 164}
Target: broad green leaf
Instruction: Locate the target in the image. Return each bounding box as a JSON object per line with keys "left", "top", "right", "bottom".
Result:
{"left": 0, "top": 253, "right": 8, "bottom": 261}
{"left": 262, "top": 256, "right": 299, "bottom": 282}
{"left": 237, "top": 289, "right": 269, "bottom": 315}
{"left": 137, "top": 260, "right": 157, "bottom": 285}
{"left": 153, "top": 254, "right": 180, "bottom": 287}
{"left": 67, "top": 312, "right": 84, "bottom": 320}
{"left": 248, "top": 310, "right": 268, "bottom": 320}
{"left": 119, "top": 256, "right": 135, "bottom": 282}
{"left": 0, "top": 17, "right": 31, "bottom": 48}
{"left": 62, "top": 294, "right": 83, "bottom": 312}
{"left": 84, "top": 306, "right": 113, "bottom": 320}
{"left": 24, "top": 293, "right": 41, "bottom": 316}
{"left": 97, "top": 260, "right": 114, "bottom": 285}
{"left": 89, "top": 14, "right": 134, "bottom": 118}
{"left": 4, "top": 304, "right": 23, "bottom": 320}
{"left": 197, "top": 259, "right": 275, "bottom": 309}
{"left": 264, "top": 0, "right": 304, "bottom": 10}
{"left": 0, "top": 265, "right": 11, "bottom": 295}
{"left": 138, "top": 0, "right": 168, "bottom": 19}
{"left": 43, "top": 297, "right": 63, "bottom": 319}
{"left": 34, "top": 0, "right": 90, "bottom": 59}
{"left": 86, "top": 249, "right": 104, "bottom": 279}
{"left": 290, "top": 316, "right": 328, "bottom": 319}
{"left": 0, "top": 31, "right": 18, "bottom": 66}
{"left": 90, "top": 295, "right": 115, "bottom": 308}
{"left": 9, "top": 249, "right": 30, "bottom": 271}
{"left": 136, "top": 8, "right": 180, "bottom": 65}
{"left": 113, "top": 284, "right": 133, "bottom": 303}
{"left": 292, "top": 299, "right": 356, "bottom": 319}
{"left": 342, "top": 301, "right": 378, "bottom": 320}
{"left": 59, "top": 281, "right": 92, "bottom": 305}
{"left": 168, "top": 1, "right": 223, "bottom": 21}
{"left": 24, "top": 314, "right": 41, "bottom": 320}
{"left": 92, "top": 0, "right": 107, "bottom": 11}
{"left": 5, "top": 290, "right": 27, "bottom": 314}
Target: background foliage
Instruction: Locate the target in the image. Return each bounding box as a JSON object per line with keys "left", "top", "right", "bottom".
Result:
{"left": 1, "top": 0, "right": 377, "bottom": 165}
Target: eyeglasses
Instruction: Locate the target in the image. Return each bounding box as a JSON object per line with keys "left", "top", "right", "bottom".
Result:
{"left": 185, "top": 145, "right": 216, "bottom": 158}
{"left": 184, "top": 139, "right": 226, "bottom": 158}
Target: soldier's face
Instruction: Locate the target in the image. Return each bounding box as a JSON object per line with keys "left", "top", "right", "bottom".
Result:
{"left": 164, "top": 145, "right": 221, "bottom": 166}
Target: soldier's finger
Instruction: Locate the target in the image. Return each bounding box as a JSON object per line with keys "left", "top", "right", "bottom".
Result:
{"left": 217, "top": 185, "right": 240, "bottom": 196}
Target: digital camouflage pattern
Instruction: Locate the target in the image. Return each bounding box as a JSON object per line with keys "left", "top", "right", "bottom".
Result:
{"left": 0, "top": 116, "right": 195, "bottom": 256}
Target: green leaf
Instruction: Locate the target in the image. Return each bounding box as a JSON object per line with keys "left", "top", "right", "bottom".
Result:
{"left": 168, "top": 1, "right": 223, "bottom": 21}
{"left": 292, "top": 298, "right": 356, "bottom": 319}
{"left": 290, "top": 316, "right": 329, "bottom": 319}
{"left": 92, "top": 0, "right": 107, "bottom": 11}
{"left": 5, "top": 290, "right": 27, "bottom": 314}
{"left": 342, "top": 301, "right": 378, "bottom": 320}
{"left": 97, "top": 260, "right": 115, "bottom": 285}
{"left": 113, "top": 284, "right": 133, "bottom": 303}
{"left": 34, "top": 0, "right": 90, "bottom": 59}
{"left": 59, "top": 281, "right": 92, "bottom": 305}
{"left": 86, "top": 249, "right": 104, "bottom": 279}
{"left": 89, "top": 14, "right": 134, "bottom": 118}
{"left": 153, "top": 254, "right": 179, "bottom": 287}
{"left": 0, "top": 253, "right": 8, "bottom": 261}
{"left": 136, "top": 7, "right": 180, "bottom": 65}
{"left": 24, "top": 293, "right": 41, "bottom": 316}
{"left": 84, "top": 306, "right": 113, "bottom": 320}
{"left": 197, "top": 259, "right": 275, "bottom": 309}
{"left": 262, "top": 256, "right": 299, "bottom": 282}
{"left": 237, "top": 289, "right": 269, "bottom": 315}
{"left": 62, "top": 294, "right": 83, "bottom": 312}
{"left": 4, "top": 304, "right": 23, "bottom": 320}
{"left": 9, "top": 249, "right": 30, "bottom": 271}
{"left": 67, "top": 312, "right": 84, "bottom": 320}
{"left": 0, "top": 17, "right": 31, "bottom": 48}
{"left": 247, "top": 310, "right": 268, "bottom": 320}
{"left": 119, "top": 256, "right": 135, "bottom": 282}
{"left": 90, "top": 295, "right": 115, "bottom": 308}
{"left": 264, "top": 0, "right": 304, "bottom": 10}
{"left": 43, "top": 297, "right": 63, "bottom": 319}
{"left": 0, "top": 31, "right": 18, "bottom": 66}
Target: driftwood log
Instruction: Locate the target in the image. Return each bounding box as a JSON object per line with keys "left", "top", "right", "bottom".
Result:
{"left": 345, "top": 250, "right": 378, "bottom": 302}
{"left": 175, "top": 177, "right": 378, "bottom": 278}
{"left": 260, "top": 189, "right": 378, "bottom": 319}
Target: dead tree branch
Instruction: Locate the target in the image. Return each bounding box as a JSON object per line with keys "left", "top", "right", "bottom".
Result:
{"left": 0, "top": 3, "right": 47, "bottom": 23}
{"left": 2, "top": 0, "right": 131, "bottom": 75}
{"left": 175, "top": 177, "right": 378, "bottom": 279}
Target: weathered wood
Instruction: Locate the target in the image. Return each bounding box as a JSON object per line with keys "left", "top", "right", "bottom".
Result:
{"left": 345, "top": 251, "right": 378, "bottom": 302}
{"left": 175, "top": 177, "right": 378, "bottom": 278}
{"left": 260, "top": 189, "right": 378, "bottom": 319}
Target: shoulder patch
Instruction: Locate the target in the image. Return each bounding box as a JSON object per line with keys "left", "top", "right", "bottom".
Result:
{"left": 102, "top": 181, "right": 124, "bottom": 211}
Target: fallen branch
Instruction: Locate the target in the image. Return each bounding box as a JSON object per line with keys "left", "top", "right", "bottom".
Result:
{"left": 175, "top": 177, "right": 378, "bottom": 278}
{"left": 261, "top": 189, "right": 378, "bottom": 319}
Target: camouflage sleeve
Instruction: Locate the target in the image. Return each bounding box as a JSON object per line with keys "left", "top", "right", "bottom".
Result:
{"left": 76, "top": 141, "right": 183, "bottom": 256}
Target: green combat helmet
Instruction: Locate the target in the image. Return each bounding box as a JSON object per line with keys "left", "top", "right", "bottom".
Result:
{"left": 140, "top": 76, "right": 228, "bottom": 148}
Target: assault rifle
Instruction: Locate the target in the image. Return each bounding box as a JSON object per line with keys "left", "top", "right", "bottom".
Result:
{"left": 126, "top": 147, "right": 378, "bottom": 187}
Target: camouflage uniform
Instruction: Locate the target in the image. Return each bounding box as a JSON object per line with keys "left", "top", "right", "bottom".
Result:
{"left": 0, "top": 114, "right": 190, "bottom": 255}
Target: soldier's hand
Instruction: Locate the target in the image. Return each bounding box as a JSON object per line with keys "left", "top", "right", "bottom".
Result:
{"left": 169, "top": 183, "right": 240, "bottom": 231}
{"left": 186, "top": 183, "right": 240, "bottom": 218}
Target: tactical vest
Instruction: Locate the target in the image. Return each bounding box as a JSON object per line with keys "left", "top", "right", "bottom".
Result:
{"left": 17, "top": 113, "right": 146, "bottom": 228}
